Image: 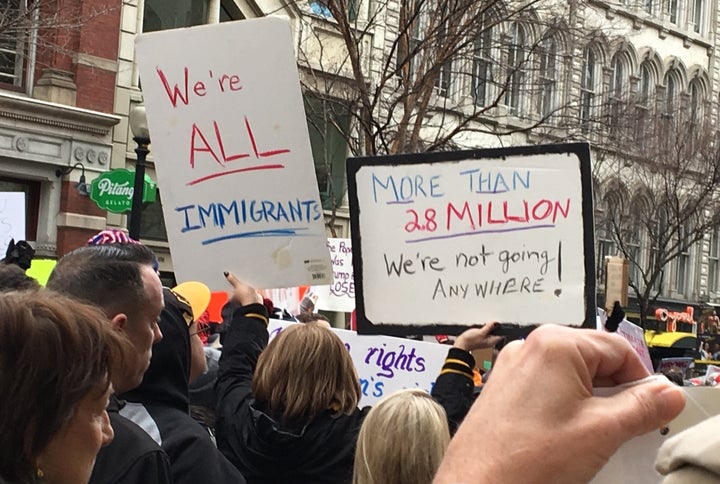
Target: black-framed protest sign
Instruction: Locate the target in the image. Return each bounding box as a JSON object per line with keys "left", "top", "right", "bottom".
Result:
{"left": 347, "top": 143, "right": 596, "bottom": 336}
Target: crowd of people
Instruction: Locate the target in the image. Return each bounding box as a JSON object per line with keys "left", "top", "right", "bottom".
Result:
{"left": 0, "top": 231, "right": 701, "bottom": 484}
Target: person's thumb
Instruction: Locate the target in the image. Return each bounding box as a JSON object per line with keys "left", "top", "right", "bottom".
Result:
{"left": 601, "top": 381, "right": 685, "bottom": 442}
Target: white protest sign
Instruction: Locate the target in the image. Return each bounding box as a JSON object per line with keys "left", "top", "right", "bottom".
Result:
{"left": 135, "top": 17, "right": 332, "bottom": 290}
{"left": 267, "top": 319, "right": 449, "bottom": 406}
{"left": 617, "top": 319, "right": 654, "bottom": 374}
{"left": 0, "top": 192, "right": 26, "bottom": 255}
{"left": 591, "top": 386, "right": 720, "bottom": 484}
{"left": 347, "top": 144, "right": 595, "bottom": 334}
{"left": 314, "top": 238, "right": 355, "bottom": 312}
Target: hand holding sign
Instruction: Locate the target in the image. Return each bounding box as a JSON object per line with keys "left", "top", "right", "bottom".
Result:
{"left": 452, "top": 322, "right": 503, "bottom": 351}
{"left": 435, "top": 325, "right": 685, "bottom": 484}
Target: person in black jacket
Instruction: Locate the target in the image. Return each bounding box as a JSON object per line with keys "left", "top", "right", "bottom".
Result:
{"left": 215, "top": 272, "right": 496, "bottom": 484}
{"left": 47, "top": 244, "right": 172, "bottom": 484}
{"left": 119, "top": 287, "right": 245, "bottom": 484}
{"left": 216, "top": 272, "right": 367, "bottom": 484}
{"left": 431, "top": 322, "right": 503, "bottom": 434}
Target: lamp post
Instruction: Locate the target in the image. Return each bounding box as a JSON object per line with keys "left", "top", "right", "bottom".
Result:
{"left": 128, "top": 104, "right": 150, "bottom": 241}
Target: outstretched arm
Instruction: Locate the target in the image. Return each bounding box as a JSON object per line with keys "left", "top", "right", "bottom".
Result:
{"left": 215, "top": 273, "right": 268, "bottom": 422}
{"left": 431, "top": 323, "right": 502, "bottom": 433}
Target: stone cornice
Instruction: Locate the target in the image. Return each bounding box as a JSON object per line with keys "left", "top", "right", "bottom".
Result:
{"left": 0, "top": 92, "right": 120, "bottom": 137}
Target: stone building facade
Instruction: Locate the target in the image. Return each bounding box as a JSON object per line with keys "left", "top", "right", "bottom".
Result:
{"left": 0, "top": 0, "right": 121, "bottom": 257}
{"left": 5, "top": 0, "right": 719, "bottom": 314}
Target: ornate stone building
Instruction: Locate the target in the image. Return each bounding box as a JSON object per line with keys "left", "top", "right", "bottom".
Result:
{"left": 5, "top": 0, "right": 719, "bottom": 318}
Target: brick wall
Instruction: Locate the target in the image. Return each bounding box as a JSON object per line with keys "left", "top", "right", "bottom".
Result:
{"left": 56, "top": 180, "right": 106, "bottom": 256}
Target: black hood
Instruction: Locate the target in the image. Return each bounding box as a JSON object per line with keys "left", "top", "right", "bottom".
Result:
{"left": 233, "top": 401, "right": 365, "bottom": 483}
{"left": 120, "top": 287, "right": 191, "bottom": 411}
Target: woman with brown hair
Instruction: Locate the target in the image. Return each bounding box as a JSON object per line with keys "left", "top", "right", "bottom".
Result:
{"left": 216, "top": 273, "right": 369, "bottom": 484}
{"left": 0, "top": 290, "right": 130, "bottom": 484}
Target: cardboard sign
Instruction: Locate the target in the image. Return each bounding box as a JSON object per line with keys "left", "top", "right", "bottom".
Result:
{"left": 134, "top": 17, "right": 332, "bottom": 290}
{"left": 314, "top": 238, "right": 355, "bottom": 312}
{"left": 604, "top": 256, "right": 629, "bottom": 312}
{"left": 267, "top": 319, "right": 449, "bottom": 406}
{"left": 347, "top": 143, "right": 596, "bottom": 335}
{"left": 0, "top": 192, "right": 26, "bottom": 255}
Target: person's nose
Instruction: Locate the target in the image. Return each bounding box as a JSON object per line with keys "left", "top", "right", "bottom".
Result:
{"left": 153, "top": 322, "right": 163, "bottom": 343}
{"left": 101, "top": 411, "right": 114, "bottom": 447}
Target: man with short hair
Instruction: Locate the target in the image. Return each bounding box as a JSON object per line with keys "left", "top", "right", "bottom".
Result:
{"left": 48, "top": 244, "right": 172, "bottom": 484}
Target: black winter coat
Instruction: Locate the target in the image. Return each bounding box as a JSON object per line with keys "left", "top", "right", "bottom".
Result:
{"left": 215, "top": 303, "right": 476, "bottom": 484}
{"left": 88, "top": 396, "right": 173, "bottom": 484}
{"left": 215, "top": 303, "right": 370, "bottom": 484}
{"left": 119, "top": 288, "right": 245, "bottom": 484}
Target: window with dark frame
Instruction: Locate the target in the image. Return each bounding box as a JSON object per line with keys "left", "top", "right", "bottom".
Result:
{"left": 608, "top": 52, "right": 627, "bottom": 132}
{"left": 304, "top": 95, "right": 351, "bottom": 210}
{"left": 635, "top": 61, "right": 654, "bottom": 147}
{"left": 504, "top": 22, "right": 526, "bottom": 117}
{"left": 0, "top": 0, "right": 28, "bottom": 89}
{"left": 709, "top": 228, "right": 720, "bottom": 293}
{"left": 675, "top": 224, "right": 690, "bottom": 296}
{"left": 137, "top": 192, "right": 168, "bottom": 242}
{"left": 537, "top": 35, "right": 557, "bottom": 118}
{"left": 472, "top": 21, "right": 493, "bottom": 107}
{"left": 692, "top": 0, "right": 703, "bottom": 33}
{"left": 580, "top": 46, "right": 599, "bottom": 132}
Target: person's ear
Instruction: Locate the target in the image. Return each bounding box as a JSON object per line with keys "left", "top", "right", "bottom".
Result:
{"left": 110, "top": 313, "right": 128, "bottom": 332}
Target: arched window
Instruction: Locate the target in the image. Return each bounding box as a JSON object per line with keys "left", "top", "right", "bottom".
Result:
{"left": 675, "top": 223, "right": 691, "bottom": 296}
{"left": 505, "top": 22, "right": 527, "bottom": 116}
{"left": 580, "top": 45, "right": 601, "bottom": 131}
{"left": 608, "top": 52, "right": 628, "bottom": 129}
{"left": 638, "top": 61, "right": 654, "bottom": 105}
{"left": 664, "top": 70, "right": 680, "bottom": 115}
{"left": 609, "top": 52, "right": 627, "bottom": 100}
{"left": 472, "top": 20, "right": 493, "bottom": 107}
{"left": 635, "top": 60, "right": 655, "bottom": 144}
{"left": 689, "top": 79, "right": 704, "bottom": 122}
{"left": 537, "top": 35, "right": 558, "bottom": 117}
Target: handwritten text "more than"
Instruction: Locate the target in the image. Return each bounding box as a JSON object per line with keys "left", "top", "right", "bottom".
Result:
{"left": 371, "top": 170, "right": 531, "bottom": 204}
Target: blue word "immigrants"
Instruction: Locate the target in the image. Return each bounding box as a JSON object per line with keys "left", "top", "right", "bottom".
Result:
{"left": 176, "top": 198, "right": 322, "bottom": 240}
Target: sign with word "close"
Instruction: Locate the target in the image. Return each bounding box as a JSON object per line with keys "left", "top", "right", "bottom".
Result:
{"left": 134, "top": 17, "right": 332, "bottom": 290}
{"left": 347, "top": 143, "right": 596, "bottom": 335}
{"left": 314, "top": 238, "right": 355, "bottom": 313}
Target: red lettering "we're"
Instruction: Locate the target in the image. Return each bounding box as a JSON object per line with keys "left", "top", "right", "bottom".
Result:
{"left": 155, "top": 66, "right": 243, "bottom": 107}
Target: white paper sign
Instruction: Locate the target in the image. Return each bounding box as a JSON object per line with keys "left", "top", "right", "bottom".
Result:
{"left": 314, "top": 238, "right": 355, "bottom": 312}
{"left": 347, "top": 144, "right": 595, "bottom": 334}
{"left": 592, "top": 386, "right": 720, "bottom": 483}
{"left": 617, "top": 319, "right": 654, "bottom": 374}
{"left": 135, "top": 17, "right": 332, "bottom": 290}
{"left": 267, "top": 319, "right": 449, "bottom": 406}
{"left": 0, "top": 192, "right": 26, "bottom": 255}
